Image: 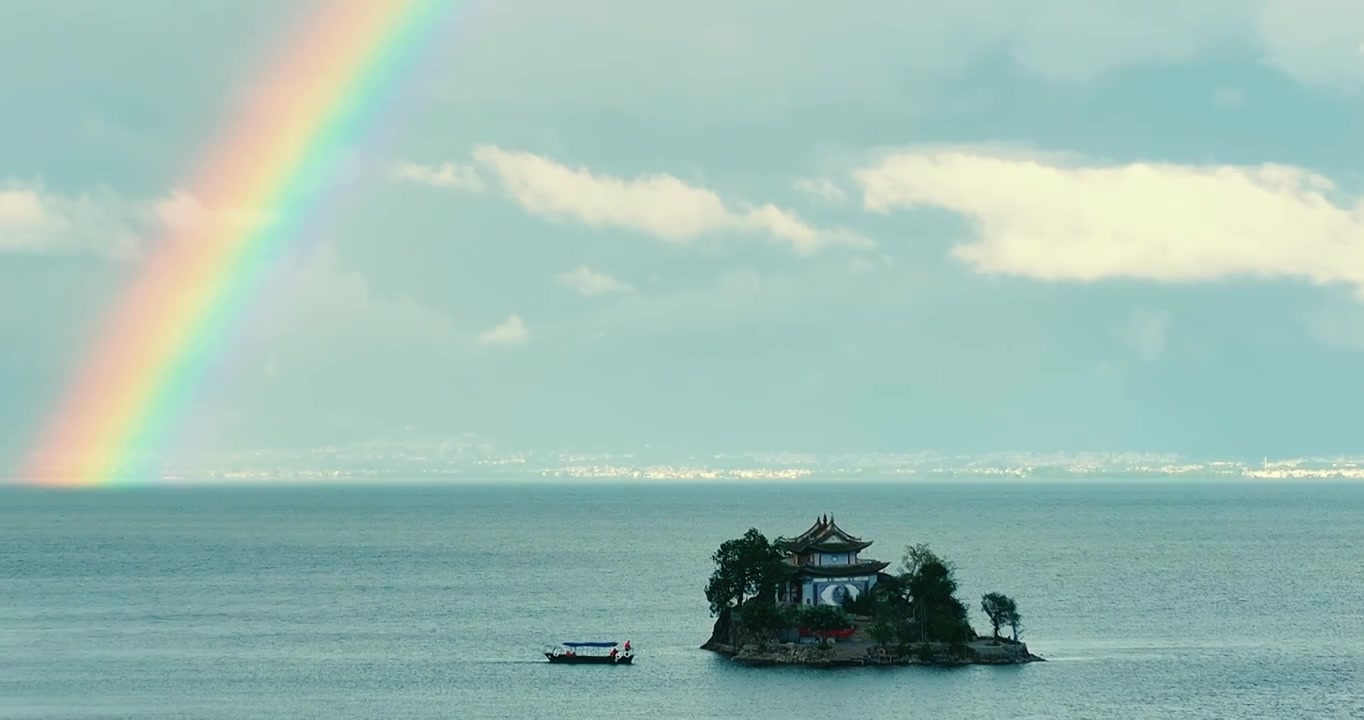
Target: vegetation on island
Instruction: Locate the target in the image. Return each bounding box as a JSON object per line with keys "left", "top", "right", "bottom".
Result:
{"left": 704, "top": 528, "right": 1030, "bottom": 665}
{"left": 705, "top": 529, "right": 854, "bottom": 647}
{"left": 980, "top": 591, "right": 1023, "bottom": 641}
{"left": 704, "top": 529, "right": 786, "bottom": 615}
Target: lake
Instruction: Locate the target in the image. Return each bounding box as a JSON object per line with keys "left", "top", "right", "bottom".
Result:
{"left": 3, "top": 480, "right": 1362, "bottom": 718}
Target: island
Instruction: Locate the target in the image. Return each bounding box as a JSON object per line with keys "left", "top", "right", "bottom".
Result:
{"left": 701, "top": 514, "right": 1043, "bottom": 666}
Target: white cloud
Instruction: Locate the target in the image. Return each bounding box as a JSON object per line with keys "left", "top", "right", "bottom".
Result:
{"left": 1119, "top": 308, "right": 1170, "bottom": 361}
{"left": 557, "top": 265, "right": 634, "bottom": 296}
{"left": 391, "top": 160, "right": 486, "bottom": 192}
{"left": 0, "top": 190, "right": 46, "bottom": 227}
{"left": 0, "top": 185, "right": 281, "bottom": 258}
{"left": 152, "top": 190, "right": 275, "bottom": 233}
{"left": 743, "top": 203, "right": 870, "bottom": 255}
{"left": 793, "top": 177, "right": 846, "bottom": 203}
{"left": 854, "top": 147, "right": 1364, "bottom": 295}
{"left": 471, "top": 146, "right": 727, "bottom": 239}
{"left": 478, "top": 314, "right": 529, "bottom": 346}
{"left": 469, "top": 145, "right": 870, "bottom": 256}
{"left": 0, "top": 183, "right": 141, "bottom": 257}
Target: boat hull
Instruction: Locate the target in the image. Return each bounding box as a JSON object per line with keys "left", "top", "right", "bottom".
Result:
{"left": 544, "top": 653, "right": 634, "bottom": 665}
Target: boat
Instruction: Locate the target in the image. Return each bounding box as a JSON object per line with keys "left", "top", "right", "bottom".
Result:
{"left": 544, "top": 641, "right": 634, "bottom": 664}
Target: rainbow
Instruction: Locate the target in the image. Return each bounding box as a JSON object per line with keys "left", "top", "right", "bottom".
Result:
{"left": 24, "top": 0, "right": 458, "bottom": 486}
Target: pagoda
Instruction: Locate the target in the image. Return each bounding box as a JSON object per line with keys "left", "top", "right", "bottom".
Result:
{"left": 775, "top": 514, "right": 890, "bottom": 607}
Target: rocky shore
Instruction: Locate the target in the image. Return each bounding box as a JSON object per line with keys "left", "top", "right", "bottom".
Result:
{"left": 703, "top": 637, "right": 1043, "bottom": 667}
{"left": 702, "top": 611, "right": 1043, "bottom": 667}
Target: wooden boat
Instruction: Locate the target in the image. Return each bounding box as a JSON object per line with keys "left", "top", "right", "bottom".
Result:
{"left": 545, "top": 641, "right": 634, "bottom": 664}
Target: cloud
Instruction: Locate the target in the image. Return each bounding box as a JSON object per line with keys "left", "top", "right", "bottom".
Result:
{"left": 1119, "top": 308, "right": 1170, "bottom": 361}
{"left": 0, "top": 184, "right": 282, "bottom": 258}
{"left": 557, "top": 265, "right": 634, "bottom": 296}
{"left": 390, "top": 160, "right": 486, "bottom": 192}
{"left": 0, "top": 190, "right": 46, "bottom": 226}
{"left": 854, "top": 147, "right": 1364, "bottom": 295}
{"left": 471, "top": 146, "right": 727, "bottom": 239}
{"left": 151, "top": 190, "right": 276, "bottom": 233}
{"left": 743, "top": 203, "right": 869, "bottom": 255}
{"left": 0, "top": 183, "right": 141, "bottom": 257}
{"left": 468, "top": 145, "right": 870, "bottom": 256}
{"left": 478, "top": 314, "right": 529, "bottom": 346}
{"left": 793, "top": 177, "right": 846, "bottom": 203}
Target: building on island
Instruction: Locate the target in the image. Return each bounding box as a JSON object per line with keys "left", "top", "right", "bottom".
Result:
{"left": 775, "top": 514, "right": 890, "bottom": 607}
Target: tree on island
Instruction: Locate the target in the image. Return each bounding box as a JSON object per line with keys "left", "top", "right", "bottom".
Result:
{"left": 799, "top": 604, "right": 851, "bottom": 647}
{"left": 864, "top": 573, "right": 913, "bottom": 633}
{"left": 839, "top": 586, "right": 878, "bottom": 616}
{"left": 899, "top": 544, "right": 974, "bottom": 644}
{"left": 980, "top": 592, "right": 1017, "bottom": 640}
{"left": 867, "top": 618, "right": 898, "bottom": 649}
{"left": 705, "top": 529, "right": 790, "bottom": 647}
{"left": 738, "top": 600, "right": 794, "bottom": 644}
{"left": 900, "top": 543, "right": 943, "bottom": 578}
{"left": 704, "top": 528, "right": 786, "bottom": 615}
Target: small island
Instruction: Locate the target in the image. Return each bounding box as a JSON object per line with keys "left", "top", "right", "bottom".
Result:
{"left": 701, "top": 514, "right": 1042, "bottom": 667}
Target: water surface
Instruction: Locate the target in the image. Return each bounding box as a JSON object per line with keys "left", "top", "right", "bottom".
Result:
{"left": 3, "top": 481, "right": 1362, "bottom": 718}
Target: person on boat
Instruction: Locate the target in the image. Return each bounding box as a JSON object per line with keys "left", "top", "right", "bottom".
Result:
{"left": 609, "top": 647, "right": 618, "bottom": 660}
{"left": 623, "top": 640, "right": 631, "bottom": 652}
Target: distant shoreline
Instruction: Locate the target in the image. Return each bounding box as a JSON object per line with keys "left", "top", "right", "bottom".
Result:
{"left": 7, "top": 473, "right": 1364, "bottom": 489}
{"left": 9, "top": 449, "right": 1364, "bottom": 486}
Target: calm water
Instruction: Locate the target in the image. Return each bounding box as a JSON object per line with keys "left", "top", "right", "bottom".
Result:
{"left": 3, "top": 480, "right": 1363, "bottom": 719}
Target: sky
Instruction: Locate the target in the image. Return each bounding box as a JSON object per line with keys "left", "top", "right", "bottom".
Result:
{"left": 2, "top": 1, "right": 1364, "bottom": 471}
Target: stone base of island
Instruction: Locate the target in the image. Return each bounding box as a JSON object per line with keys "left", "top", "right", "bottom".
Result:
{"left": 703, "top": 630, "right": 1043, "bottom": 667}
{"left": 702, "top": 514, "right": 1044, "bottom": 668}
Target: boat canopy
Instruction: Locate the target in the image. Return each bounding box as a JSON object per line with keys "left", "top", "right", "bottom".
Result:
{"left": 561, "top": 641, "right": 618, "bottom": 648}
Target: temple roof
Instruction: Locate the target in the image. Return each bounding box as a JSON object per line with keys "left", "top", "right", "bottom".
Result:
{"left": 790, "top": 560, "right": 891, "bottom": 578}
{"left": 776, "top": 514, "right": 874, "bottom": 554}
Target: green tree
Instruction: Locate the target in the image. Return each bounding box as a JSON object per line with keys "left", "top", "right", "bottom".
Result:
{"left": 799, "top": 604, "right": 851, "bottom": 645}
{"left": 894, "top": 620, "right": 918, "bottom": 651}
{"left": 900, "top": 543, "right": 952, "bottom": 578}
{"left": 1007, "top": 606, "right": 1023, "bottom": 641}
{"left": 738, "top": 600, "right": 790, "bottom": 643}
{"left": 867, "top": 619, "right": 897, "bottom": 648}
{"left": 871, "top": 572, "right": 912, "bottom": 618}
{"left": 704, "top": 528, "right": 786, "bottom": 616}
{"left": 839, "top": 586, "right": 878, "bottom": 616}
{"left": 903, "top": 549, "right": 974, "bottom": 643}
{"left": 980, "top": 592, "right": 1017, "bottom": 640}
